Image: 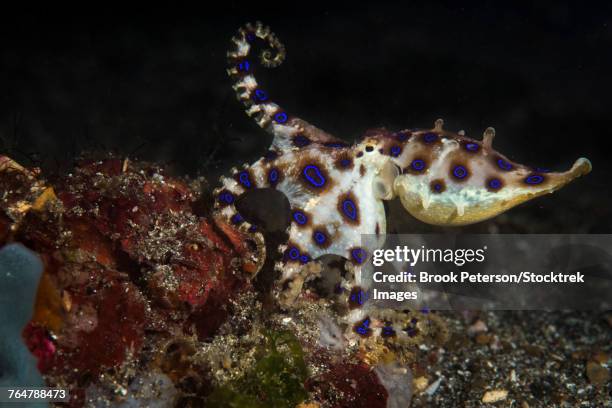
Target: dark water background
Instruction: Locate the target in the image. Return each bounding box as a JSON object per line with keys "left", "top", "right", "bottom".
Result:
{"left": 1, "top": 2, "right": 610, "bottom": 232}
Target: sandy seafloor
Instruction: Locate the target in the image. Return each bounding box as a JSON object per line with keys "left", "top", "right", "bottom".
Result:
{"left": 1, "top": 3, "right": 611, "bottom": 406}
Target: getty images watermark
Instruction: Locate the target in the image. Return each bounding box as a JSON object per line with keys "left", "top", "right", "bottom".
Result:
{"left": 359, "top": 234, "right": 611, "bottom": 310}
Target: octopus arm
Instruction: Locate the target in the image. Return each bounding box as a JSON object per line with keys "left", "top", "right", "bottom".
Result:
{"left": 226, "top": 22, "right": 347, "bottom": 151}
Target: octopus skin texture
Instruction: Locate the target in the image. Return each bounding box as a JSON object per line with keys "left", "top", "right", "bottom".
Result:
{"left": 214, "top": 22, "right": 592, "bottom": 342}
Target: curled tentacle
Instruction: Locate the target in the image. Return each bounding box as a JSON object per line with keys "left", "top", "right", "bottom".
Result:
{"left": 227, "top": 22, "right": 345, "bottom": 149}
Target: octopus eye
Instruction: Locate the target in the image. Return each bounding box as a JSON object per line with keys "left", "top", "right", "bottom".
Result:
{"left": 524, "top": 174, "right": 545, "bottom": 185}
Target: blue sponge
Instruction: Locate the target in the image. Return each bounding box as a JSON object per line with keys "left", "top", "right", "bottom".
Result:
{"left": 0, "top": 243, "right": 47, "bottom": 407}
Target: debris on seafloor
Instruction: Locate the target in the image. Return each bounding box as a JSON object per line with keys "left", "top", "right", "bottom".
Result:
{"left": 0, "top": 156, "right": 424, "bottom": 408}
{"left": 481, "top": 389, "right": 508, "bottom": 403}
{"left": 0, "top": 156, "right": 610, "bottom": 407}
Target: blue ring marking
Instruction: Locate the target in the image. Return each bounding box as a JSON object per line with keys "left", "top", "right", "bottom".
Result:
{"left": 411, "top": 159, "right": 426, "bottom": 171}
{"left": 350, "top": 289, "right": 367, "bottom": 306}
{"left": 465, "top": 142, "right": 479, "bottom": 152}
{"left": 268, "top": 168, "right": 279, "bottom": 185}
{"left": 248, "top": 225, "right": 258, "bottom": 233}
{"left": 410, "top": 317, "right": 418, "bottom": 324}
{"left": 525, "top": 174, "right": 544, "bottom": 185}
{"left": 488, "top": 178, "right": 502, "bottom": 190}
{"left": 238, "top": 171, "right": 252, "bottom": 188}
{"left": 405, "top": 327, "right": 418, "bottom": 337}
{"left": 355, "top": 317, "right": 371, "bottom": 336}
{"left": 230, "top": 213, "right": 244, "bottom": 224}
{"left": 342, "top": 199, "right": 358, "bottom": 221}
{"left": 433, "top": 183, "right": 443, "bottom": 192}
{"left": 246, "top": 32, "right": 256, "bottom": 42}
{"left": 303, "top": 165, "right": 326, "bottom": 187}
{"left": 299, "top": 254, "right": 311, "bottom": 264}
{"left": 273, "top": 112, "right": 288, "bottom": 124}
{"left": 396, "top": 132, "right": 410, "bottom": 142}
{"left": 339, "top": 158, "right": 352, "bottom": 167}
{"left": 390, "top": 145, "right": 402, "bottom": 157}
{"left": 381, "top": 325, "right": 396, "bottom": 337}
{"left": 236, "top": 60, "right": 250, "bottom": 72}
{"left": 218, "top": 191, "right": 234, "bottom": 204}
{"left": 253, "top": 89, "right": 268, "bottom": 102}
{"left": 423, "top": 132, "right": 438, "bottom": 143}
{"left": 287, "top": 247, "right": 300, "bottom": 260}
{"left": 420, "top": 307, "right": 430, "bottom": 314}
{"left": 452, "top": 165, "right": 468, "bottom": 179}
{"left": 497, "top": 158, "right": 513, "bottom": 171}
{"left": 313, "top": 231, "right": 327, "bottom": 245}
{"left": 292, "top": 211, "right": 308, "bottom": 225}
{"left": 324, "top": 142, "right": 348, "bottom": 148}
{"left": 293, "top": 135, "right": 311, "bottom": 147}
{"left": 351, "top": 248, "right": 367, "bottom": 264}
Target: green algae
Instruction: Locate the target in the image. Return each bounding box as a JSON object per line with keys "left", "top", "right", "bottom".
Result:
{"left": 206, "top": 330, "right": 309, "bottom": 408}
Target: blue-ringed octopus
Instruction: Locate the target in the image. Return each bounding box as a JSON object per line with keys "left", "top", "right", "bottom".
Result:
{"left": 215, "top": 22, "right": 592, "bottom": 342}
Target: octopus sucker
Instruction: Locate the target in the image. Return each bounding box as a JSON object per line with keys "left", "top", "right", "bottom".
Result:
{"left": 217, "top": 22, "right": 592, "bottom": 341}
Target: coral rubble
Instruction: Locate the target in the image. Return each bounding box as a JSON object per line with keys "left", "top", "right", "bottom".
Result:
{"left": 1, "top": 156, "right": 419, "bottom": 407}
